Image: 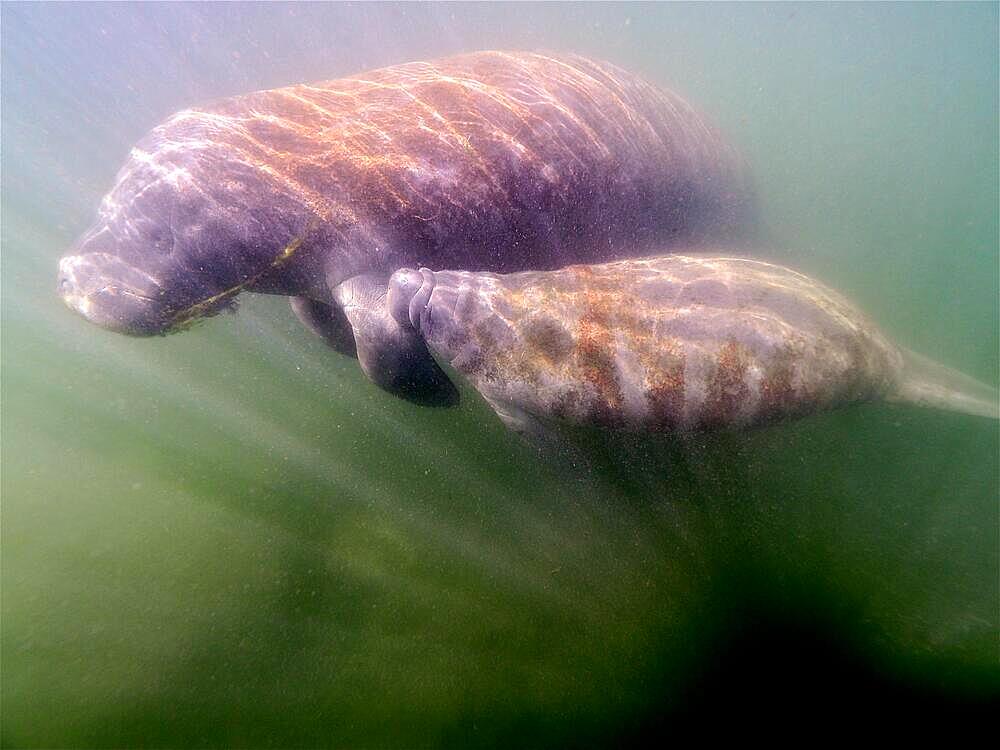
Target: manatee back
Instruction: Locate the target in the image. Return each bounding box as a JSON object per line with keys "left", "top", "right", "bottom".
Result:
{"left": 415, "top": 255, "right": 904, "bottom": 431}
{"left": 144, "top": 51, "right": 755, "bottom": 276}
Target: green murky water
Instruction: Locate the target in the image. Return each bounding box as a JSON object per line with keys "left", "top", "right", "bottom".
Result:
{"left": 2, "top": 3, "right": 997, "bottom": 746}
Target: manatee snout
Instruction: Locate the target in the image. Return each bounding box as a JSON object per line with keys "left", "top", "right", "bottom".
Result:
{"left": 388, "top": 268, "right": 435, "bottom": 331}
{"left": 58, "top": 252, "right": 167, "bottom": 336}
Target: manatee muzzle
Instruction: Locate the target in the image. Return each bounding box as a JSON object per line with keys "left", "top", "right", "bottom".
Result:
{"left": 58, "top": 253, "right": 167, "bottom": 336}
{"left": 388, "top": 268, "right": 435, "bottom": 332}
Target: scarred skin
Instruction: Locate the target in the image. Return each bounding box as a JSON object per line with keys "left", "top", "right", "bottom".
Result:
{"left": 57, "top": 51, "right": 755, "bottom": 404}
{"left": 388, "top": 254, "right": 909, "bottom": 434}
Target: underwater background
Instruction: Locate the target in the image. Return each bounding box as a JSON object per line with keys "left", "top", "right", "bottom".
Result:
{"left": 2, "top": 2, "right": 997, "bottom": 746}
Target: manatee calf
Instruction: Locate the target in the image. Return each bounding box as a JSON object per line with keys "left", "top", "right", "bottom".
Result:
{"left": 387, "top": 254, "right": 998, "bottom": 438}
{"left": 57, "top": 51, "right": 754, "bottom": 404}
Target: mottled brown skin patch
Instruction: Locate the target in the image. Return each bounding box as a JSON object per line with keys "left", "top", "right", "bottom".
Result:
{"left": 522, "top": 315, "right": 574, "bottom": 365}
{"left": 705, "top": 340, "right": 751, "bottom": 426}
{"left": 642, "top": 339, "right": 687, "bottom": 428}
{"left": 576, "top": 309, "right": 622, "bottom": 419}
{"left": 461, "top": 311, "right": 551, "bottom": 388}
{"left": 569, "top": 266, "right": 625, "bottom": 423}
{"left": 759, "top": 344, "right": 799, "bottom": 418}
{"left": 463, "top": 319, "right": 505, "bottom": 383}
{"left": 646, "top": 364, "right": 687, "bottom": 428}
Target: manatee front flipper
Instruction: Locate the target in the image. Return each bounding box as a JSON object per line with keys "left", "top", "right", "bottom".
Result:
{"left": 386, "top": 268, "right": 595, "bottom": 475}
{"left": 290, "top": 297, "right": 357, "bottom": 358}
{"left": 332, "top": 274, "right": 458, "bottom": 407}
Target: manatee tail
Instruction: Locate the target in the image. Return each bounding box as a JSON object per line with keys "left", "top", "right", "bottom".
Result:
{"left": 890, "top": 348, "right": 999, "bottom": 420}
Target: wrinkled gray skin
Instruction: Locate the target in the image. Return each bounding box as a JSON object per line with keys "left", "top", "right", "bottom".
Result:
{"left": 387, "top": 255, "right": 998, "bottom": 439}
{"left": 57, "top": 52, "right": 755, "bottom": 406}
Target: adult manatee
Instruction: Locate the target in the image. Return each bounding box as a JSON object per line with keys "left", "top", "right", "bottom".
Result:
{"left": 387, "top": 254, "right": 998, "bottom": 438}
{"left": 57, "top": 51, "right": 754, "bottom": 404}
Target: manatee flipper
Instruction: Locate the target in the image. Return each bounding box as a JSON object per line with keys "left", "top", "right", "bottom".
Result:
{"left": 290, "top": 297, "right": 358, "bottom": 357}
{"left": 890, "top": 348, "right": 999, "bottom": 420}
{"left": 332, "top": 274, "right": 458, "bottom": 407}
